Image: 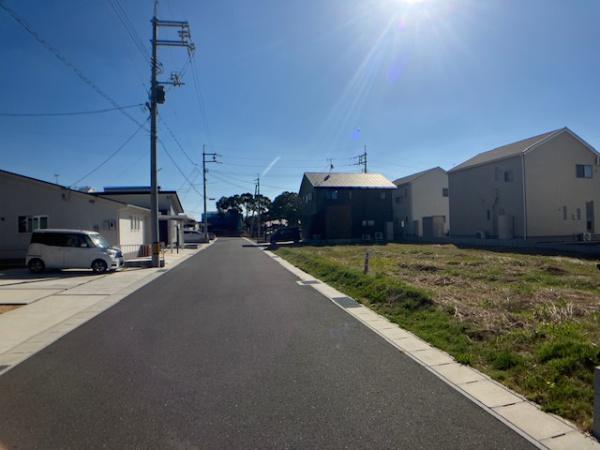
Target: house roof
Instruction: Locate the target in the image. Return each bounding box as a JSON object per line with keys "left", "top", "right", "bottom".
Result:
{"left": 449, "top": 128, "right": 570, "bottom": 173}
{"left": 0, "top": 169, "right": 150, "bottom": 213}
{"left": 303, "top": 172, "right": 397, "bottom": 189}
{"left": 97, "top": 188, "right": 184, "bottom": 214}
{"left": 393, "top": 167, "right": 446, "bottom": 186}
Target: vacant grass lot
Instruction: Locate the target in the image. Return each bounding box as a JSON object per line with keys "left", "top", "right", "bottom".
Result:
{"left": 275, "top": 243, "right": 600, "bottom": 431}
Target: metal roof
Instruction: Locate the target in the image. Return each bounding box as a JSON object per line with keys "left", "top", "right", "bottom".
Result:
{"left": 303, "top": 172, "right": 396, "bottom": 189}
{"left": 449, "top": 128, "right": 564, "bottom": 172}
{"left": 393, "top": 167, "right": 446, "bottom": 186}
{"left": 0, "top": 169, "right": 150, "bottom": 213}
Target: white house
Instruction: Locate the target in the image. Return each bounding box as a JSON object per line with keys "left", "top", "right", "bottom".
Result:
{"left": 0, "top": 169, "right": 150, "bottom": 260}
{"left": 392, "top": 167, "right": 449, "bottom": 238}
{"left": 448, "top": 127, "right": 600, "bottom": 241}
{"left": 96, "top": 187, "right": 186, "bottom": 247}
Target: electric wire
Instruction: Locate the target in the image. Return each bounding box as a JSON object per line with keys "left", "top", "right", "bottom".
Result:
{"left": 69, "top": 117, "right": 149, "bottom": 188}
{"left": 0, "top": 103, "right": 145, "bottom": 117}
{"left": 0, "top": 3, "right": 146, "bottom": 129}
{"left": 158, "top": 114, "right": 198, "bottom": 166}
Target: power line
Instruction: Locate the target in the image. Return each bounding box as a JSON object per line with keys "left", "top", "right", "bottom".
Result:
{"left": 157, "top": 138, "right": 201, "bottom": 194}
{"left": 189, "top": 54, "right": 212, "bottom": 145}
{"left": 69, "top": 117, "right": 149, "bottom": 188}
{"left": 158, "top": 114, "right": 198, "bottom": 166}
{"left": 105, "top": 0, "right": 151, "bottom": 63}
{"left": 0, "top": 103, "right": 144, "bottom": 117}
{"left": 0, "top": 2, "right": 146, "bottom": 128}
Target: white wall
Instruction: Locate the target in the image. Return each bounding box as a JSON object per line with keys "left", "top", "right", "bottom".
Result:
{"left": 0, "top": 172, "right": 148, "bottom": 259}
{"left": 411, "top": 169, "right": 449, "bottom": 236}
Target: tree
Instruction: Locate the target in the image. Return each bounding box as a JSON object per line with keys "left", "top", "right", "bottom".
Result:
{"left": 216, "top": 195, "right": 242, "bottom": 214}
{"left": 270, "top": 191, "right": 301, "bottom": 225}
{"left": 239, "top": 192, "right": 255, "bottom": 220}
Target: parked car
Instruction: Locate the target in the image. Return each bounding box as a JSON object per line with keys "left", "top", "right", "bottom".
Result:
{"left": 26, "top": 229, "right": 124, "bottom": 274}
{"left": 183, "top": 230, "right": 208, "bottom": 243}
{"left": 270, "top": 227, "right": 301, "bottom": 244}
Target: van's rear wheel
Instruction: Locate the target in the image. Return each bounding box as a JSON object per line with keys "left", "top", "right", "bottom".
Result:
{"left": 28, "top": 258, "right": 45, "bottom": 274}
{"left": 91, "top": 259, "right": 108, "bottom": 274}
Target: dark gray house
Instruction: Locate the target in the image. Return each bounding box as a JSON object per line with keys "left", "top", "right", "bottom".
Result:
{"left": 299, "top": 172, "right": 396, "bottom": 241}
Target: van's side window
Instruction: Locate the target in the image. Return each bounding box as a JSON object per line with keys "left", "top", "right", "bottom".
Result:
{"left": 66, "top": 234, "right": 87, "bottom": 248}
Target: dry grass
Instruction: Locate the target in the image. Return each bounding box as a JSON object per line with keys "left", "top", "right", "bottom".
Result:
{"left": 304, "top": 244, "right": 600, "bottom": 335}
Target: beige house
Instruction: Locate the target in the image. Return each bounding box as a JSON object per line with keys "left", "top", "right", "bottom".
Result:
{"left": 448, "top": 127, "right": 600, "bottom": 241}
{"left": 392, "top": 167, "right": 449, "bottom": 238}
{"left": 0, "top": 170, "right": 150, "bottom": 260}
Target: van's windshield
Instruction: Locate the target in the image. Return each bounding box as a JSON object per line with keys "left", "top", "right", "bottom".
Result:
{"left": 89, "top": 233, "right": 110, "bottom": 249}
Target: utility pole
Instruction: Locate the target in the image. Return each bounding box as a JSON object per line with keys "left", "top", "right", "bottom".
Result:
{"left": 202, "top": 146, "right": 220, "bottom": 240}
{"left": 254, "top": 175, "right": 261, "bottom": 242}
{"left": 149, "top": 1, "right": 194, "bottom": 267}
{"left": 353, "top": 145, "right": 368, "bottom": 173}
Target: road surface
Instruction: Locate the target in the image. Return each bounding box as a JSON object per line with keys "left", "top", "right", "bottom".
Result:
{"left": 0, "top": 238, "right": 535, "bottom": 449}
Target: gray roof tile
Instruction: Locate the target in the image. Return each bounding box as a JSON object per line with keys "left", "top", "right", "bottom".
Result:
{"left": 449, "top": 128, "right": 563, "bottom": 172}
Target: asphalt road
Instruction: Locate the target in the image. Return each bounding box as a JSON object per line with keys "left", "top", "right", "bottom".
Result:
{"left": 0, "top": 238, "right": 536, "bottom": 449}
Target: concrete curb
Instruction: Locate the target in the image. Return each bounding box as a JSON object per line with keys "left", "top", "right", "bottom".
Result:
{"left": 263, "top": 249, "right": 600, "bottom": 450}
{"left": 0, "top": 240, "right": 215, "bottom": 377}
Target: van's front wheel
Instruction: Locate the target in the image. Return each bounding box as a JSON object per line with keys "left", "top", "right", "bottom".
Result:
{"left": 28, "top": 258, "right": 45, "bottom": 274}
{"left": 91, "top": 259, "right": 108, "bottom": 274}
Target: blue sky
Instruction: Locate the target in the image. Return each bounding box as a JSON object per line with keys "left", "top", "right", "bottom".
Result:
{"left": 1, "top": 0, "right": 600, "bottom": 218}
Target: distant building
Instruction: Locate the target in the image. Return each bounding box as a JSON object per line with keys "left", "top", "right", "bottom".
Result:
{"left": 393, "top": 167, "right": 449, "bottom": 239}
{"left": 0, "top": 170, "right": 149, "bottom": 260}
{"left": 95, "top": 187, "right": 186, "bottom": 247}
{"left": 448, "top": 127, "right": 600, "bottom": 241}
{"left": 202, "top": 210, "right": 242, "bottom": 236}
{"left": 299, "top": 172, "right": 396, "bottom": 241}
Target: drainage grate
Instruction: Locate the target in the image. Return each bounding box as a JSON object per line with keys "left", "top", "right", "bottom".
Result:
{"left": 300, "top": 280, "right": 320, "bottom": 285}
{"left": 332, "top": 296, "right": 360, "bottom": 308}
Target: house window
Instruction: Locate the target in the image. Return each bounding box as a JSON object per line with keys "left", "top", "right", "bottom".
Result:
{"left": 18, "top": 215, "right": 48, "bottom": 233}
{"left": 504, "top": 171, "right": 514, "bottom": 182}
{"left": 562, "top": 206, "right": 567, "bottom": 220}
{"left": 327, "top": 190, "right": 338, "bottom": 200}
{"left": 395, "top": 196, "right": 401, "bottom": 204}
{"left": 362, "top": 220, "right": 375, "bottom": 227}
{"left": 380, "top": 192, "right": 386, "bottom": 200}
{"left": 442, "top": 188, "right": 449, "bottom": 197}
{"left": 576, "top": 164, "right": 593, "bottom": 178}
{"left": 577, "top": 208, "right": 582, "bottom": 220}
{"left": 348, "top": 191, "right": 352, "bottom": 200}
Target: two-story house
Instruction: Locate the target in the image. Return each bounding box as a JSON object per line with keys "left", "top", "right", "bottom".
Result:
{"left": 299, "top": 172, "right": 396, "bottom": 241}
{"left": 448, "top": 127, "right": 600, "bottom": 241}
{"left": 393, "top": 167, "right": 449, "bottom": 238}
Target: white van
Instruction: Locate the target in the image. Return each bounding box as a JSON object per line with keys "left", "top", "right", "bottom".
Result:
{"left": 26, "top": 229, "right": 124, "bottom": 274}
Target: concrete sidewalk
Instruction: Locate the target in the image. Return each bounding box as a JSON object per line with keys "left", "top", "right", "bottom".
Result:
{"left": 0, "top": 244, "right": 212, "bottom": 375}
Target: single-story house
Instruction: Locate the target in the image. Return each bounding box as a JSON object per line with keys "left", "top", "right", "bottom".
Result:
{"left": 0, "top": 169, "right": 150, "bottom": 260}
{"left": 448, "top": 127, "right": 600, "bottom": 241}
{"left": 393, "top": 167, "right": 449, "bottom": 238}
{"left": 299, "top": 172, "right": 396, "bottom": 241}
{"left": 95, "top": 187, "right": 186, "bottom": 247}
